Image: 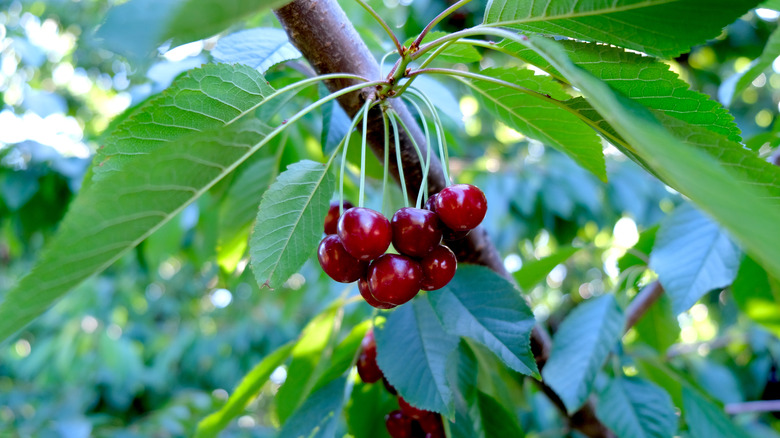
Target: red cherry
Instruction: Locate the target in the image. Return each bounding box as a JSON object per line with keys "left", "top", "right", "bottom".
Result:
{"left": 385, "top": 410, "right": 413, "bottom": 438}
{"left": 426, "top": 193, "right": 471, "bottom": 241}
{"left": 434, "top": 184, "right": 487, "bottom": 231}
{"left": 357, "top": 330, "right": 383, "bottom": 383}
{"left": 398, "top": 397, "right": 429, "bottom": 420}
{"left": 383, "top": 376, "right": 398, "bottom": 395}
{"left": 324, "top": 200, "right": 353, "bottom": 235}
{"left": 367, "top": 254, "right": 423, "bottom": 305}
{"left": 417, "top": 412, "right": 444, "bottom": 437}
{"left": 420, "top": 245, "right": 457, "bottom": 291}
{"left": 358, "top": 275, "right": 396, "bottom": 309}
{"left": 391, "top": 207, "right": 443, "bottom": 258}
{"left": 424, "top": 194, "right": 437, "bottom": 212}
{"left": 317, "top": 235, "right": 367, "bottom": 283}
{"left": 337, "top": 207, "right": 392, "bottom": 261}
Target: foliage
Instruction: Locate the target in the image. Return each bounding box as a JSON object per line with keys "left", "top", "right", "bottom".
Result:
{"left": 2, "top": 0, "right": 780, "bottom": 437}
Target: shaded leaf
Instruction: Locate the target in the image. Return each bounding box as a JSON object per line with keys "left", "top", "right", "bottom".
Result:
{"left": 682, "top": 387, "right": 750, "bottom": 438}
{"left": 345, "top": 382, "right": 396, "bottom": 438}
{"left": 376, "top": 298, "right": 458, "bottom": 416}
{"left": 514, "top": 246, "right": 580, "bottom": 291}
{"left": 483, "top": 0, "right": 758, "bottom": 58}
{"left": 732, "top": 256, "right": 780, "bottom": 338}
{"left": 596, "top": 377, "right": 678, "bottom": 438}
{"left": 650, "top": 203, "right": 742, "bottom": 314}
{"left": 633, "top": 293, "right": 679, "bottom": 353}
{"left": 195, "top": 341, "right": 295, "bottom": 438}
{"left": 429, "top": 265, "right": 538, "bottom": 377}
{"left": 542, "top": 295, "right": 624, "bottom": 412}
{"left": 249, "top": 159, "right": 336, "bottom": 289}
{"left": 476, "top": 391, "right": 526, "bottom": 438}
{"left": 212, "top": 28, "right": 302, "bottom": 73}
{"left": 277, "top": 377, "right": 350, "bottom": 438}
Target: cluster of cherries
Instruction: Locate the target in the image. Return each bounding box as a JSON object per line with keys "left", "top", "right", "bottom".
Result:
{"left": 357, "top": 330, "right": 445, "bottom": 438}
{"left": 317, "top": 184, "right": 487, "bottom": 308}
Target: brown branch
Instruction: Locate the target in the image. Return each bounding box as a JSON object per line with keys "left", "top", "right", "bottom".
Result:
{"left": 624, "top": 281, "right": 665, "bottom": 331}
{"left": 725, "top": 400, "right": 780, "bottom": 415}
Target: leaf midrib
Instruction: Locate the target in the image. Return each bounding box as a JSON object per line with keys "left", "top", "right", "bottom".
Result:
{"left": 484, "top": 0, "right": 680, "bottom": 28}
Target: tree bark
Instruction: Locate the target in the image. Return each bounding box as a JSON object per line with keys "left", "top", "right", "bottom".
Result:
{"left": 274, "top": 1, "right": 611, "bottom": 436}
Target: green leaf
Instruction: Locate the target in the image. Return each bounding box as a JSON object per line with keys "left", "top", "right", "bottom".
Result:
{"left": 483, "top": 0, "right": 759, "bottom": 58}
{"left": 93, "top": 64, "right": 276, "bottom": 177}
{"left": 517, "top": 34, "right": 780, "bottom": 287}
{"left": 195, "top": 340, "right": 295, "bottom": 438}
{"left": 595, "top": 377, "right": 678, "bottom": 438}
{"left": 314, "top": 320, "right": 372, "bottom": 390}
{"left": 406, "top": 31, "right": 482, "bottom": 63}
{"left": 618, "top": 226, "right": 657, "bottom": 273}
{"left": 732, "top": 256, "right": 780, "bottom": 337}
{"left": 217, "top": 156, "right": 278, "bottom": 272}
{"left": 275, "top": 302, "right": 342, "bottom": 423}
{"left": 97, "top": 0, "right": 291, "bottom": 60}
{"left": 277, "top": 377, "right": 350, "bottom": 438}
{"left": 476, "top": 391, "right": 526, "bottom": 438}
{"left": 212, "top": 28, "right": 302, "bottom": 73}
{"left": 721, "top": 25, "right": 780, "bottom": 106}
{"left": 429, "top": 265, "right": 539, "bottom": 377}
{"left": 375, "top": 298, "right": 459, "bottom": 416}
{"left": 513, "top": 246, "right": 580, "bottom": 291}
{"left": 345, "top": 382, "right": 396, "bottom": 438}
{"left": 650, "top": 203, "right": 742, "bottom": 314}
{"left": 633, "top": 293, "right": 679, "bottom": 353}
{"left": 464, "top": 67, "right": 606, "bottom": 181}
{"left": 499, "top": 40, "right": 742, "bottom": 141}
{"left": 682, "top": 387, "right": 750, "bottom": 438}
{"left": 541, "top": 295, "right": 624, "bottom": 412}
{"left": 249, "top": 159, "right": 336, "bottom": 289}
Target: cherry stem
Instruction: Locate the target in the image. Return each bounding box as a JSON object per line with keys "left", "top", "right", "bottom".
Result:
{"left": 399, "top": 95, "right": 432, "bottom": 208}
{"left": 379, "top": 51, "right": 397, "bottom": 78}
{"left": 353, "top": 0, "right": 404, "bottom": 55}
{"left": 339, "top": 99, "right": 374, "bottom": 215}
{"left": 389, "top": 109, "right": 428, "bottom": 208}
{"left": 411, "top": 0, "right": 475, "bottom": 51}
{"left": 406, "top": 87, "right": 450, "bottom": 186}
{"left": 387, "top": 111, "right": 410, "bottom": 207}
{"left": 381, "top": 108, "right": 391, "bottom": 217}
{"left": 358, "top": 99, "right": 374, "bottom": 207}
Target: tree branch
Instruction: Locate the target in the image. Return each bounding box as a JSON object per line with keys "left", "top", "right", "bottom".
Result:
{"left": 625, "top": 281, "right": 665, "bottom": 331}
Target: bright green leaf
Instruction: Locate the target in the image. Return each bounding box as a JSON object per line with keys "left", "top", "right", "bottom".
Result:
{"left": 732, "top": 256, "right": 780, "bottom": 337}
{"left": 650, "top": 203, "right": 742, "bottom": 314}
{"left": 682, "top": 387, "right": 750, "bottom": 438}
{"left": 721, "top": 25, "right": 780, "bottom": 106}
{"left": 277, "top": 377, "right": 350, "bottom": 438}
{"left": 345, "top": 382, "right": 396, "bottom": 438}
{"left": 618, "top": 226, "right": 657, "bottom": 273}
{"left": 315, "top": 320, "right": 372, "bottom": 390}
{"left": 195, "top": 340, "right": 295, "bottom": 438}
{"left": 429, "top": 265, "right": 539, "bottom": 377}
{"left": 464, "top": 67, "right": 606, "bottom": 181}
{"left": 375, "top": 298, "right": 458, "bottom": 416}
{"left": 483, "top": 0, "right": 758, "bottom": 58}
{"left": 633, "top": 293, "right": 679, "bottom": 353}
{"left": 514, "top": 246, "right": 580, "bottom": 291}
{"left": 406, "top": 31, "right": 482, "bottom": 63}
{"left": 542, "top": 295, "right": 624, "bottom": 412}
{"left": 596, "top": 377, "right": 678, "bottom": 438}
{"left": 476, "top": 391, "right": 526, "bottom": 438}
{"left": 212, "top": 28, "right": 302, "bottom": 73}
{"left": 249, "top": 159, "right": 336, "bottom": 289}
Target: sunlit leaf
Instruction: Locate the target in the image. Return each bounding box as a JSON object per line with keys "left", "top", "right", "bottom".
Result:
{"left": 732, "top": 256, "right": 780, "bottom": 338}
{"left": 212, "top": 28, "right": 302, "bottom": 73}
{"left": 514, "top": 246, "right": 580, "bottom": 291}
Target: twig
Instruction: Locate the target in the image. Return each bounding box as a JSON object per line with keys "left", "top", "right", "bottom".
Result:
{"left": 725, "top": 400, "right": 780, "bottom": 415}
{"left": 624, "top": 281, "right": 665, "bottom": 331}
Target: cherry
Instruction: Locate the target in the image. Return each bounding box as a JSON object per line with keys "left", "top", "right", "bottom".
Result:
{"left": 426, "top": 193, "right": 470, "bottom": 241}
{"left": 391, "top": 207, "right": 443, "bottom": 257}
{"left": 385, "top": 410, "right": 413, "bottom": 438}
{"left": 423, "top": 194, "right": 437, "bottom": 212}
{"left": 358, "top": 275, "right": 395, "bottom": 309}
{"left": 434, "top": 184, "right": 487, "bottom": 231}
{"left": 398, "top": 397, "right": 429, "bottom": 420}
{"left": 420, "top": 245, "right": 457, "bottom": 291}
{"left": 383, "top": 376, "right": 398, "bottom": 395}
{"left": 367, "top": 254, "right": 423, "bottom": 305}
{"left": 317, "top": 235, "right": 367, "bottom": 283}
{"left": 357, "top": 330, "right": 383, "bottom": 383}
{"left": 417, "top": 412, "right": 444, "bottom": 437}
{"left": 323, "top": 200, "right": 353, "bottom": 235}
{"left": 338, "top": 207, "right": 392, "bottom": 261}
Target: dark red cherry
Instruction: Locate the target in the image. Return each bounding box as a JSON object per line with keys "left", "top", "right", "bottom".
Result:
{"left": 398, "top": 397, "right": 429, "bottom": 421}
{"left": 424, "top": 194, "right": 437, "bottom": 212}
{"left": 317, "top": 235, "right": 367, "bottom": 283}
{"left": 385, "top": 410, "right": 413, "bottom": 438}
{"left": 434, "top": 184, "right": 487, "bottom": 231}
{"left": 358, "top": 275, "right": 396, "bottom": 309}
{"left": 383, "top": 376, "right": 398, "bottom": 395}
{"left": 367, "top": 254, "right": 422, "bottom": 305}
{"left": 324, "top": 200, "right": 353, "bottom": 235}
{"left": 417, "top": 412, "right": 444, "bottom": 437}
{"left": 442, "top": 228, "right": 470, "bottom": 241}
{"left": 338, "top": 207, "right": 392, "bottom": 261}
{"left": 357, "top": 330, "right": 383, "bottom": 383}
{"left": 391, "top": 207, "right": 443, "bottom": 258}
{"left": 420, "top": 245, "right": 457, "bottom": 291}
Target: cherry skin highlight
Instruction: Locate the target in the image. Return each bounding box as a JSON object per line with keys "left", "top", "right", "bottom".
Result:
{"left": 391, "top": 207, "right": 443, "bottom": 258}
{"left": 337, "top": 207, "right": 392, "bottom": 261}
{"left": 358, "top": 275, "right": 396, "bottom": 309}
{"left": 317, "top": 235, "right": 367, "bottom": 283}
{"left": 434, "top": 184, "right": 487, "bottom": 231}
{"left": 367, "top": 254, "right": 423, "bottom": 306}
{"left": 385, "top": 410, "right": 413, "bottom": 438}
{"left": 420, "top": 245, "right": 457, "bottom": 291}
{"left": 425, "top": 193, "right": 470, "bottom": 241}
{"left": 323, "top": 200, "right": 353, "bottom": 235}
{"left": 356, "top": 330, "right": 383, "bottom": 383}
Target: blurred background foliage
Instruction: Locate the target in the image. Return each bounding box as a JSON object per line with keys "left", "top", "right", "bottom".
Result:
{"left": 0, "top": 0, "right": 779, "bottom": 436}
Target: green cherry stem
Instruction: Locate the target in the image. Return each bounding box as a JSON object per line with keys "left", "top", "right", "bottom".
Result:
{"left": 389, "top": 110, "right": 430, "bottom": 206}
{"left": 353, "top": 0, "right": 403, "bottom": 55}
{"left": 410, "top": 0, "right": 475, "bottom": 50}
{"left": 399, "top": 96, "right": 432, "bottom": 208}
{"left": 358, "top": 99, "right": 374, "bottom": 208}
{"left": 407, "top": 87, "right": 450, "bottom": 185}
{"left": 339, "top": 99, "right": 374, "bottom": 215}
{"left": 387, "top": 111, "right": 410, "bottom": 208}
{"left": 381, "top": 107, "right": 391, "bottom": 217}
